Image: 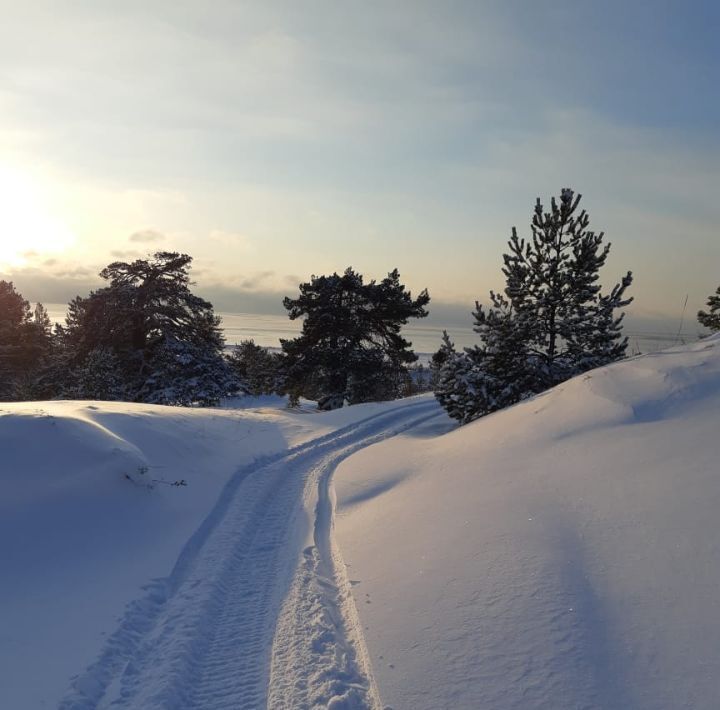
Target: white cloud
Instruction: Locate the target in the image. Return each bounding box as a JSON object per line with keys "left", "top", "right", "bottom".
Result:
{"left": 129, "top": 230, "right": 165, "bottom": 243}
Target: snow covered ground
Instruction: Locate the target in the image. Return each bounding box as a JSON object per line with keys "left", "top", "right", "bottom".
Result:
{"left": 0, "top": 394, "right": 442, "bottom": 708}
{"left": 2, "top": 336, "right": 720, "bottom": 708}
{"left": 335, "top": 335, "right": 720, "bottom": 709}
{"left": 0, "top": 397, "right": 306, "bottom": 708}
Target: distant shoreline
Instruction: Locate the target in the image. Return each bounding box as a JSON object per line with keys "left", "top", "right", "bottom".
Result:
{"left": 42, "top": 303, "right": 701, "bottom": 356}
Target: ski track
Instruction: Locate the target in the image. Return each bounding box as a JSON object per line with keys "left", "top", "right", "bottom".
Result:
{"left": 61, "top": 399, "right": 441, "bottom": 710}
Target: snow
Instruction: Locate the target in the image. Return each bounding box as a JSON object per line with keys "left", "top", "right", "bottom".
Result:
{"left": 334, "top": 335, "right": 720, "bottom": 709}
{"left": 2, "top": 336, "right": 720, "bottom": 708}
{"left": 0, "top": 395, "right": 435, "bottom": 708}
{"left": 0, "top": 399, "right": 293, "bottom": 707}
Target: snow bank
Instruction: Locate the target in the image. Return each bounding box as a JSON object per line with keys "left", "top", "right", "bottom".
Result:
{"left": 0, "top": 400, "right": 297, "bottom": 707}
{"left": 0, "top": 393, "right": 436, "bottom": 708}
{"left": 334, "top": 336, "right": 720, "bottom": 709}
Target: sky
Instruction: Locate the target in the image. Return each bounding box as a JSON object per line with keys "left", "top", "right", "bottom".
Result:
{"left": 0, "top": 1, "right": 718, "bottom": 331}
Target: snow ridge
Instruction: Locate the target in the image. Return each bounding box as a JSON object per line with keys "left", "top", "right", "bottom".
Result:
{"left": 60, "top": 399, "right": 441, "bottom": 709}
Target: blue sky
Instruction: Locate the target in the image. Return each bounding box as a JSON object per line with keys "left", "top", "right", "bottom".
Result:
{"left": 0, "top": 1, "right": 718, "bottom": 329}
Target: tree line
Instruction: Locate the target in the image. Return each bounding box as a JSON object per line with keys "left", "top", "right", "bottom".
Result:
{"left": 1, "top": 188, "right": 717, "bottom": 418}
{"left": 0, "top": 254, "right": 431, "bottom": 407}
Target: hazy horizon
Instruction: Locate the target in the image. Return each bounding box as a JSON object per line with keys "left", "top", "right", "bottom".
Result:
{"left": 39, "top": 298, "right": 703, "bottom": 356}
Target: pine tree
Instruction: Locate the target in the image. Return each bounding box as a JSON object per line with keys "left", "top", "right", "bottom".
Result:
{"left": 227, "top": 340, "right": 282, "bottom": 396}
{"left": 138, "top": 337, "right": 238, "bottom": 406}
{"left": 503, "top": 188, "right": 633, "bottom": 388}
{"left": 433, "top": 331, "right": 460, "bottom": 417}
{"left": 436, "top": 189, "right": 633, "bottom": 424}
{"left": 465, "top": 291, "right": 534, "bottom": 416}
{"left": 0, "top": 281, "right": 52, "bottom": 399}
{"left": 281, "top": 267, "right": 430, "bottom": 409}
{"left": 72, "top": 347, "right": 126, "bottom": 401}
{"left": 698, "top": 286, "right": 720, "bottom": 332}
{"left": 63, "top": 252, "right": 237, "bottom": 405}
{"left": 433, "top": 332, "right": 489, "bottom": 424}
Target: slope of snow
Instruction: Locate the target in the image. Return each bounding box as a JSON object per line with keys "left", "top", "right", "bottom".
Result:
{"left": 334, "top": 336, "right": 720, "bottom": 710}
{"left": 5, "top": 336, "right": 720, "bottom": 709}
{"left": 0, "top": 400, "right": 291, "bottom": 708}
{"left": 0, "top": 395, "right": 432, "bottom": 709}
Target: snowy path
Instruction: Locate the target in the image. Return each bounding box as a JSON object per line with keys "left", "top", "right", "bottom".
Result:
{"left": 61, "top": 399, "right": 441, "bottom": 710}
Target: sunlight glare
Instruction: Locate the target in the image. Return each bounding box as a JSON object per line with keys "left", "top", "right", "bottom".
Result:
{"left": 0, "top": 166, "right": 76, "bottom": 269}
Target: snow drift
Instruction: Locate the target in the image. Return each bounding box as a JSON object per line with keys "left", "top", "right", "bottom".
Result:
{"left": 0, "top": 399, "right": 310, "bottom": 707}
{"left": 0, "top": 395, "right": 433, "bottom": 708}
{"left": 3, "top": 335, "right": 720, "bottom": 709}
{"left": 334, "top": 335, "right": 720, "bottom": 710}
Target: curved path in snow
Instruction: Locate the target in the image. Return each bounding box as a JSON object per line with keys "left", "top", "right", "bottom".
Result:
{"left": 61, "top": 399, "right": 441, "bottom": 710}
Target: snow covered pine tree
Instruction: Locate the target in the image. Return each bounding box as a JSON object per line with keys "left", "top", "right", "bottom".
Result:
{"left": 227, "top": 340, "right": 283, "bottom": 396}
{"left": 434, "top": 331, "right": 485, "bottom": 424}
{"left": 437, "top": 188, "right": 633, "bottom": 424}
{"left": 60, "top": 252, "right": 238, "bottom": 405}
{"left": 281, "top": 268, "right": 430, "bottom": 409}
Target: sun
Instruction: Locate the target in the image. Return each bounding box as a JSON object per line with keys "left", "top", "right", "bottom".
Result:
{"left": 0, "top": 165, "right": 76, "bottom": 269}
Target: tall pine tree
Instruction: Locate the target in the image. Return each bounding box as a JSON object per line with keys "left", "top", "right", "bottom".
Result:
{"left": 437, "top": 189, "right": 633, "bottom": 424}
{"left": 503, "top": 188, "right": 633, "bottom": 388}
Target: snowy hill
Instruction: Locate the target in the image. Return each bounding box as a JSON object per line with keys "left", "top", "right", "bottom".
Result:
{"left": 334, "top": 335, "right": 720, "bottom": 709}
{"left": 0, "top": 396, "right": 435, "bottom": 708}
{"left": 0, "top": 399, "right": 308, "bottom": 707}
{"left": 0, "top": 397, "right": 437, "bottom": 710}
{"left": 2, "top": 336, "right": 720, "bottom": 708}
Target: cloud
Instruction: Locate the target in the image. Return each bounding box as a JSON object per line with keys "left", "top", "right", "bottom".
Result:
{"left": 194, "top": 270, "right": 302, "bottom": 312}
{"left": 195, "top": 285, "right": 286, "bottom": 315}
{"left": 199, "top": 269, "right": 286, "bottom": 293}
{"left": 111, "top": 249, "right": 144, "bottom": 259}
{"left": 129, "top": 229, "right": 165, "bottom": 243}
{"left": 207, "top": 230, "right": 254, "bottom": 251}
{"left": 0, "top": 267, "right": 101, "bottom": 303}
{"left": 237, "top": 271, "right": 276, "bottom": 290}
{"left": 52, "top": 266, "right": 94, "bottom": 278}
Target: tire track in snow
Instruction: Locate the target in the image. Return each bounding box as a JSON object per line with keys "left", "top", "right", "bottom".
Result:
{"left": 60, "top": 399, "right": 441, "bottom": 709}
{"left": 267, "top": 407, "right": 442, "bottom": 709}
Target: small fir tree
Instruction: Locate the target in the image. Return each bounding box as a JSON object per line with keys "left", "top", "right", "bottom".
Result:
{"left": 433, "top": 331, "right": 459, "bottom": 414}
{"left": 470, "top": 292, "right": 534, "bottom": 409}
{"left": 434, "top": 331, "right": 488, "bottom": 424}
{"left": 138, "top": 337, "right": 239, "bottom": 406}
